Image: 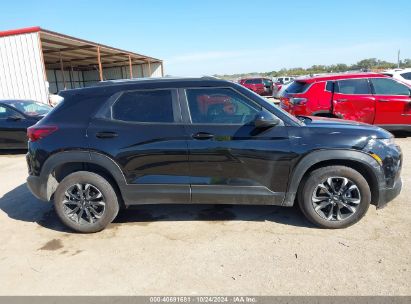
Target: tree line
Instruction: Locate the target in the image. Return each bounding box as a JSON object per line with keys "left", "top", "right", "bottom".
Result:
{"left": 215, "top": 58, "right": 411, "bottom": 79}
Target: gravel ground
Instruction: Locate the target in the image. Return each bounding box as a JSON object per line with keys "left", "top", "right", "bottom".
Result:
{"left": 0, "top": 138, "right": 410, "bottom": 296}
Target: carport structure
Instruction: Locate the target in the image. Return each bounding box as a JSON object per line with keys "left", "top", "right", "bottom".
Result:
{"left": 0, "top": 26, "right": 164, "bottom": 103}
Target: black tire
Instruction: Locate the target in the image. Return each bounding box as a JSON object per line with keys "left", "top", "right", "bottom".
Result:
{"left": 298, "top": 166, "right": 371, "bottom": 229}
{"left": 54, "top": 171, "right": 119, "bottom": 233}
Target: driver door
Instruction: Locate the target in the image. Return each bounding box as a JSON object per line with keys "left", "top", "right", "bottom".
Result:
{"left": 180, "top": 87, "right": 291, "bottom": 205}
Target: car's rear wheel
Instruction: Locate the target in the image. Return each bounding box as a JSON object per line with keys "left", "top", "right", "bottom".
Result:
{"left": 54, "top": 171, "right": 119, "bottom": 233}
{"left": 298, "top": 166, "right": 371, "bottom": 228}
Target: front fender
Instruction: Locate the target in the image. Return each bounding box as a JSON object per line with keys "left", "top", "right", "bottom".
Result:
{"left": 282, "top": 149, "right": 385, "bottom": 206}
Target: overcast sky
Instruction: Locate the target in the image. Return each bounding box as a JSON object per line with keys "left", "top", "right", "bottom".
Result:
{"left": 1, "top": 0, "right": 410, "bottom": 76}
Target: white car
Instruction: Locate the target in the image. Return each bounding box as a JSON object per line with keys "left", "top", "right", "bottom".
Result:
{"left": 381, "top": 68, "right": 411, "bottom": 86}
{"left": 273, "top": 76, "right": 295, "bottom": 84}
{"left": 272, "top": 80, "right": 293, "bottom": 98}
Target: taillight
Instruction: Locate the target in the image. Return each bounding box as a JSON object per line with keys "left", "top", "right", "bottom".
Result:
{"left": 281, "top": 97, "right": 290, "bottom": 106}
{"left": 290, "top": 97, "right": 308, "bottom": 105}
{"left": 27, "top": 125, "right": 58, "bottom": 142}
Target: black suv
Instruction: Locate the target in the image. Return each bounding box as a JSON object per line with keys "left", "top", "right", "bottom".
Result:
{"left": 26, "top": 77, "right": 402, "bottom": 233}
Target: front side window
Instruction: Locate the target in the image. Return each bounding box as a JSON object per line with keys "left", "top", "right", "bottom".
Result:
{"left": 370, "top": 78, "right": 410, "bottom": 96}
{"left": 335, "top": 79, "right": 370, "bottom": 94}
{"left": 112, "top": 90, "right": 174, "bottom": 123}
{"left": 400, "top": 72, "right": 411, "bottom": 81}
{"left": 186, "top": 88, "right": 261, "bottom": 124}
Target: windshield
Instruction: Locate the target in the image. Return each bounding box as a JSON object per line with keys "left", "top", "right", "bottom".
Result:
{"left": 6, "top": 100, "right": 52, "bottom": 116}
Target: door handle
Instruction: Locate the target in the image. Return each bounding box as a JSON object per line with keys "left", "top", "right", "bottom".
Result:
{"left": 96, "top": 131, "right": 118, "bottom": 139}
{"left": 335, "top": 99, "right": 348, "bottom": 103}
{"left": 378, "top": 99, "right": 389, "bottom": 102}
{"left": 192, "top": 132, "right": 214, "bottom": 140}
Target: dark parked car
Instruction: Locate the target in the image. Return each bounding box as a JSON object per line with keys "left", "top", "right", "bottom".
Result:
{"left": 26, "top": 77, "right": 402, "bottom": 233}
{"left": 0, "top": 99, "right": 52, "bottom": 149}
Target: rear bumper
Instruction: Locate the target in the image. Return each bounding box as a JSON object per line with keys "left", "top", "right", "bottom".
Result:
{"left": 26, "top": 175, "right": 48, "bottom": 202}
{"left": 376, "top": 178, "right": 402, "bottom": 209}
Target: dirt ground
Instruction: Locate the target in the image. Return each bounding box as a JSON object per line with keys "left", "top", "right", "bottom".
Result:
{"left": 0, "top": 138, "right": 410, "bottom": 296}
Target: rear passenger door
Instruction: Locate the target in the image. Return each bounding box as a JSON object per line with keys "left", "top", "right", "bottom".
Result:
{"left": 332, "top": 78, "right": 376, "bottom": 124}
{"left": 87, "top": 88, "right": 190, "bottom": 205}
{"left": 370, "top": 78, "right": 411, "bottom": 126}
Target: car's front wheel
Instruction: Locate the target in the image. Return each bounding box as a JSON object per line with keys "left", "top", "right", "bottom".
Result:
{"left": 298, "top": 166, "right": 371, "bottom": 228}
{"left": 54, "top": 171, "right": 119, "bottom": 233}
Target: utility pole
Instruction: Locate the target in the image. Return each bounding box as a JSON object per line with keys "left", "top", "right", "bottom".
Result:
{"left": 398, "top": 49, "right": 400, "bottom": 68}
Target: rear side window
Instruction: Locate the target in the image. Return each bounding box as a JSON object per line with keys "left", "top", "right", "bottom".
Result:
{"left": 245, "top": 79, "right": 262, "bottom": 84}
{"left": 336, "top": 79, "right": 370, "bottom": 94}
{"left": 112, "top": 90, "right": 174, "bottom": 123}
{"left": 285, "top": 81, "right": 311, "bottom": 94}
{"left": 370, "top": 78, "right": 410, "bottom": 96}
{"left": 401, "top": 72, "right": 411, "bottom": 80}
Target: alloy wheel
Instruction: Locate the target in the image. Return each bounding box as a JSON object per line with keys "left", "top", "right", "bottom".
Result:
{"left": 62, "top": 183, "right": 105, "bottom": 225}
{"left": 311, "top": 177, "right": 361, "bottom": 221}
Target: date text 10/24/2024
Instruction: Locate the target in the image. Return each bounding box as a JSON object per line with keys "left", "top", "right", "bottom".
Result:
{"left": 149, "top": 296, "right": 257, "bottom": 303}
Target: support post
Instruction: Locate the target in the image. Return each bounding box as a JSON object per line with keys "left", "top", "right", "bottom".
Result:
{"left": 128, "top": 55, "right": 133, "bottom": 79}
{"left": 59, "top": 51, "right": 67, "bottom": 90}
{"left": 147, "top": 59, "right": 152, "bottom": 77}
{"left": 97, "top": 46, "right": 103, "bottom": 81}
{"left": 160, "top": 61, "right": 164, "bottom": 77}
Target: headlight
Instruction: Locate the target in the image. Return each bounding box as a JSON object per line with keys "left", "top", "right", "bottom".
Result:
{"left": 365, "top": 137, "right": 397, "bottom": 166}
{"left": 378, "top": 138, "right": 396, "bottom": 146}
{"left": 366, "top": 137, "right": 395, "bottom": 149}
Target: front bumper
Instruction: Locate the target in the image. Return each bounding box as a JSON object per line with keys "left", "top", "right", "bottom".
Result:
{"left": 377, "top": 177, "right": 402, "bottom": 209}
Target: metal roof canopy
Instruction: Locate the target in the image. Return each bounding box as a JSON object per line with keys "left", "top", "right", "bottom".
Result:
{"left": 0, "top": 26, "right": 163, "bottom": 79}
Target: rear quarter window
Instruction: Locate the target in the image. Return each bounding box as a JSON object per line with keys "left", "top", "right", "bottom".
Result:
{"left": 285, "top": 81, "right": 311, "bottom": 94}
{"left": 325, "top": 81, "right": 334, "bottom": 92}
{"left": 401, "top": 72, "right": 411, "bottom": 81}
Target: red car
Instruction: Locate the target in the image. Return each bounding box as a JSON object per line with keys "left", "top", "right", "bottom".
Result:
{"left": 239, "top": 77, "right": 273, "bottom": 96}
{"left": 280, "top": 73, "right": 411, "bottom": 131}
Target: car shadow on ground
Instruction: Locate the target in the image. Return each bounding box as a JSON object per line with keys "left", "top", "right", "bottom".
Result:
{"left": 0, "top": 149, "right": 27, "bottom": 155}
{"left": 0, "top": 183, "right": 314, "bottom": 233}
{"left": 392, "top": 131, "right": 411, "bottom": 138}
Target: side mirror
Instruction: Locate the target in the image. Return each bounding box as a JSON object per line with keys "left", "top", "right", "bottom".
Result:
{"left": 254, "top": 111, "right": 281, "bottom": 128}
